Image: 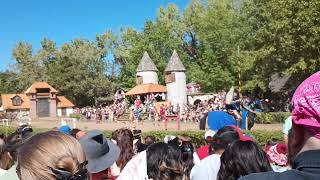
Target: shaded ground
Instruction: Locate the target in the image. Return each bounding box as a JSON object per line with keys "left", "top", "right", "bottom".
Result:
{"left": 10, "top": 118, "right": 283, "bottom": 132}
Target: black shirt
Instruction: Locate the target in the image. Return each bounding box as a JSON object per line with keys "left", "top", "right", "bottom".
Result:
{"left": 239, "top": 150, "right": 320, "bottom": 180}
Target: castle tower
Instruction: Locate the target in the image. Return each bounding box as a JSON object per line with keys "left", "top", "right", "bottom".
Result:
{"left": 136, "top": 52, "right": 159, "bottom": 84}
{"left": 165, "top": 50, "right": 187, "bottom": 108}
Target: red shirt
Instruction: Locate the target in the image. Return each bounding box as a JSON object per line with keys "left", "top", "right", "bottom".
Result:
{"left": 196, "top": 145, "right": 210, "bottom": 160}
{"left": 90, "top": 169, "right": 116, "bottom": 180}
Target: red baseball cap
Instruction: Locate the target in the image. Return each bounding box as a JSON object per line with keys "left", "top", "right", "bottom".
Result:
{"left": 228, "top": 125, "right": 253, "bottom": 141}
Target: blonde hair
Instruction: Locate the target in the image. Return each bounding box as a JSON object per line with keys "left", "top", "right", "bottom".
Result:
{"left": 17, "top": 131, "right": 86, "bottom": 180}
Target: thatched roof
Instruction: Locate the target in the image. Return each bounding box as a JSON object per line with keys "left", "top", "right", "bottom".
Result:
{"left": 165, "top": 50, "right": 186, "bottom": 72}
{"left": 136, "top": 52, "right": 158, "bottom": 72}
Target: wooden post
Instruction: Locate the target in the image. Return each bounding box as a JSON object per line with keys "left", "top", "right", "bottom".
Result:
{"left": 164, "top": 116, "right": 168, "bottom": 131}
{"left": 177, "top": 113, "right": 180, "bottom": 130}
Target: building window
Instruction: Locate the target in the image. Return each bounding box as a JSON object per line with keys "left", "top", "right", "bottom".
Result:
{"left": 165, "top": 73, "right": 175, "bottom": 83}
{"left": 136, "top": 76, "right": 143, "bottom": 85}
{"left": 12, "top": 96, "right": 22, "bottom": 106}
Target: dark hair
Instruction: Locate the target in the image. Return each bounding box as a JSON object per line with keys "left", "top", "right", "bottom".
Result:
{"left": 112, "top": 129, "right": 135, "bottom": 170}
{"left": 146, "top": 143, "right": 185, "bottom": 180}
{"left": 144, "top": 136, "right": 156, "bottom": 145}
{"left": 210, "top": 126, "right": 240, "bottom": 153}
{"left": 167, "top": 137, "right": 181, "bottom": 149}
{"left": 266, "top": 138, "right": 280, "bottom": 147}
{"left": 217, "top": 140, "right": 271, "bottom": 180}
{"left": 180, "top": 141, "right": 194, "bottom": 178}
{"left": 15, "top": 125, "right": 33, "bottom": 138}
{"left": 0, "top": 138, "right": 12, "bottom": 170}
{"left": 70, "top": 128, "right": 81, "bottom": 138}
{"left": 0, "top": 125, "right": 33, "bottom": 167}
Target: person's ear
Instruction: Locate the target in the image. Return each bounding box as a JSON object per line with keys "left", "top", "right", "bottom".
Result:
{"left": 288, "top": 124, "right": 305, "bottom": 163}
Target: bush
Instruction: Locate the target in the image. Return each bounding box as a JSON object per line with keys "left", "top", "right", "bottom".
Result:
{"left": 255, "top": 112, "right": 291, "bottom": 124}
{"left": 69, "top": 114, "right": 81, "bottom": 119}
{"left": 0, "top": 126, "right": 282, "bottom": 146}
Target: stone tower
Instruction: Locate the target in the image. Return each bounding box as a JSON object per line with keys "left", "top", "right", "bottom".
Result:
{"left": 165, "top": 50, "right": 187, "bottom": 109}
{"left": 136, "top": 52, "right": 159, "bottom": 84}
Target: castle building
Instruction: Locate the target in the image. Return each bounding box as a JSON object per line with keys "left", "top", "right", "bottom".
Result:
{"left": 0, "top": 82, "right": 74, "bottom": 118}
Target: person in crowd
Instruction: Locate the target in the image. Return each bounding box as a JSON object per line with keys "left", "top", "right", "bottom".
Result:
{"left": 96, "top": 108, "right": 102, "bottom": 123}
{"left": 240, "top": 71, "right": 320, "bottom": 179}
{"left": 217, "top": 140, "right": 271, "bottom": 180}
{"left": 58, "top": 125, "right": 71, "bottom": 135}
{"left": 70, "top": 128, "right": 86, "bottom": 140}
{"left": 265, "top": 142, "right": 290, "bottom": 172}
{"left": 80, "top": 129, "right": 120, "bottom": 180}
{"left": 1, "top": 125, "right": 34, "bottom": 179}
{"left": 70, "top": 128, "right": 81, "bottom": 138}
{"left": 111, "top": 128, "right": 135, "bottom": 177}
{"left": 147, "top": 142, "right": 186, "bottom": 180}
{"left": 180, "top": 141, "right": 194, "bottom": 178}
{"left": 118, "top": 142, "right": 186, "bottom": 180}
{"left": 283, "top": 115, "right": 292, "bottom": 145}
{"left": 190, "top": 126, "right": 242, "bottom": 180}
{"left": 144, "top": 135, "right": 156, "bottom": 146}
{"left": 134, "top": 135, "right": 156, "bottom": 153}
{"left": 0, "top": 138, "right": 7, "bottom": 176}
{"left": 194, "top": 130, "right": 216, "bottom": 164}
{"left": 0, "top": 137, "right": 13, "bottom": 174}
{"left": 16, "top": 131, "right": 87, "bottom": 180}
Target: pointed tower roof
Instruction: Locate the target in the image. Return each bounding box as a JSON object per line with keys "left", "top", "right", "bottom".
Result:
{"left": 165, "top": 50, "right": 186, "bottom": 72}
{"left": 136, "top": 52, "right": 158, "bottom": 72}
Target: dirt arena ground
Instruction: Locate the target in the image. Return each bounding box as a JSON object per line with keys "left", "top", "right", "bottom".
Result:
{"left": 10, "top": 118, "right": 283, "bottom": 132}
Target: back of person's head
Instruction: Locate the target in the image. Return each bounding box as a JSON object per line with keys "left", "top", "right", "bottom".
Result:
{"left": 70, "top": 128, "right": 81, "bottom": 138}
{"left": 266, "top": 138, "right": 280, "bottom": 147}
{"left": 112, "top": 128, "right": 135, "bottom": 170}
{"left": 210, "top": 126, "right": 240, "bottom": 154}
{"left": 15, "top": 125, "right": 33, "bottom": 138}
{"left": 146, "top": 142, "right": 185, "bottom": 180}
{"left": 217, "top": 140, "right": 271, "bottom": 180}
{"left": 289, "top": 71, "right": 320, "bottom": 159}
{"left": 144, "top": 136, "right": 156, "bottom": 145}
{"left": 0, "top": 138, "right": 16, "bottom": 170}
{"left": 16, "top": 131, "right": 87, "bottom": 180}
{"left": 0, "top": 138, "right": 12, "bottom": 170}
{"left": 0, "top": 127, "right": 32, "bottom": 170}
{"left": 180, "top": 141, "right": 194, "bottom": 178}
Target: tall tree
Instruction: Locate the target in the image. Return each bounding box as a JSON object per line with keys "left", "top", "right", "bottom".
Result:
{"left": 243, "top": 0, "right": 320, "bottom": 91}
{"left": 48, "top": 39, "right": 114, "bottom": 106}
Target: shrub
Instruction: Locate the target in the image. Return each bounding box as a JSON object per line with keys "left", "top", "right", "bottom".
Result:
{"left": 255, "top": 112, "right": 291, "bottom": 124}
{"left": 69, "top": 114, "right": 81, "bottom": 119}
{"left": 0, "top": 126, "right": 282, "bottom": 146}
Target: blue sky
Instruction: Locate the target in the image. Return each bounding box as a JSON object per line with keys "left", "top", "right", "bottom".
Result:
{"left": 0, "top": 0, "right": 189, "bottom": 70}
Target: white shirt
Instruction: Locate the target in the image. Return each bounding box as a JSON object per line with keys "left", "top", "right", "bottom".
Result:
{"left": 190, "top": 154, "right": 221, "bottom": 180}
{"left": 0, "top": 168, "right": 7, "bottom": 176}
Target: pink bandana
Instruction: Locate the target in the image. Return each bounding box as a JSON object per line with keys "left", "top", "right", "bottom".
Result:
{"left": 292, "top": 71, "right": 320, "bottom": 138}
{"left": 266, "top": 143, "right": 288, "bottom": 166}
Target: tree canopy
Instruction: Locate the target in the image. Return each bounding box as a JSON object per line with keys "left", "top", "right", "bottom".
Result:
{"left": 1, "top": 0, "right": 319, "bottom": 106}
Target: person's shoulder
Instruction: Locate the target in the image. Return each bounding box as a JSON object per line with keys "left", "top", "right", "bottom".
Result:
{"left": 190, "top": 154, "right": 221, "bottom": 178}
{"left": 238, "top": 170, "right": 299, "bottom": 180}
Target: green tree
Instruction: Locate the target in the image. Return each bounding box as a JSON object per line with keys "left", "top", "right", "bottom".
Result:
{"left": 12, "top": 42, "right": 46, "bottom": 90}
{"left": 243, "top": 0, "right": 320, "bottom": 91}
{"left": 48, "top": 39, "right": 114, "bottom": 106}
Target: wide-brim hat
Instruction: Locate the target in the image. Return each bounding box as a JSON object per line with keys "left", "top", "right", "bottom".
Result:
{"left": 80, "top": 130, "right": 120, "bottom": 173}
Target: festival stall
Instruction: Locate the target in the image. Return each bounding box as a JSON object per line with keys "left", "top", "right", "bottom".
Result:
{"left": 125, "top": 83, "right": 167, "bottom": 96}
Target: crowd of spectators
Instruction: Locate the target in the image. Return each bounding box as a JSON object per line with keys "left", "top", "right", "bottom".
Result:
{"left": 0, "top": 71, "right": 319, "bottom": 180}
